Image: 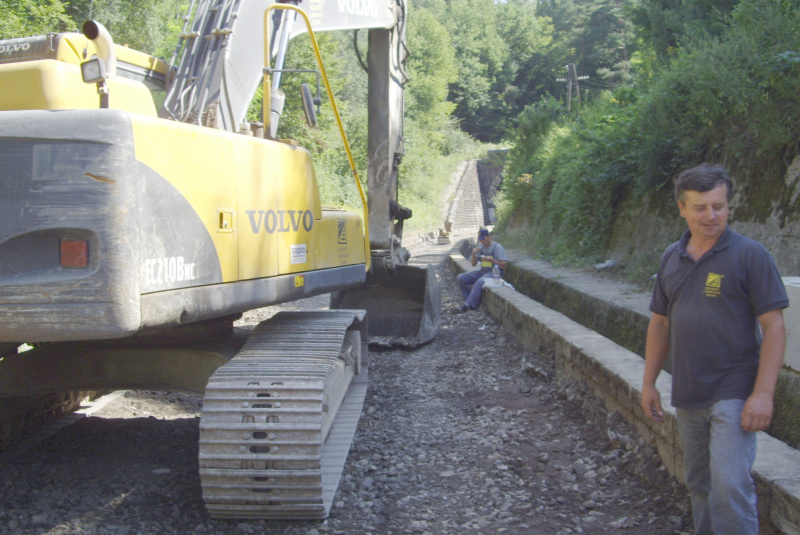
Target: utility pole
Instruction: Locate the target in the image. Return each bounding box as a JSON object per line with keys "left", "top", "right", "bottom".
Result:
{"left": 570, "top": 64, "right": 580, "bottom": 108}
{"left": 566, "top": 65, "right": 573, "bottom": 111}
{"left": 616, "top": 0, "right": 630, "bottom": 80}
{"left": 556, "top": 64, "right": 589, "bottom": 112}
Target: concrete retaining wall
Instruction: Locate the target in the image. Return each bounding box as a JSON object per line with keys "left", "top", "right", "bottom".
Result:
{"left": 493, "top": 246, "right": 800, "bottom": 450}
{"left": 449, "top": 247, "right": 800, "bottom": 535}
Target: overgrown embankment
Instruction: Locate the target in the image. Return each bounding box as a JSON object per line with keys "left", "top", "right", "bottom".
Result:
{"left": 489, "top": 1, "right": 800, "bottom": 448}
{"left": 496, "top": 0, "right": 800, "bottom": 285}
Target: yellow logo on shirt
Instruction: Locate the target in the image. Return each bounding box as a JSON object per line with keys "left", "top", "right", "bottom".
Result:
{"left": 704, "top": 272, "right": 723, "bottom": 297}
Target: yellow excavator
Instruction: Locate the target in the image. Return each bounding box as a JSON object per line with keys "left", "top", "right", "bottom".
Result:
{"left": 0, "top": 0, "right": 439, "bottom": 519}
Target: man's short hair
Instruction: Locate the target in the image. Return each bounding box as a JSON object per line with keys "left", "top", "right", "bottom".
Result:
{"left": 674, "top": 163, "right": 733, "bottom": 203}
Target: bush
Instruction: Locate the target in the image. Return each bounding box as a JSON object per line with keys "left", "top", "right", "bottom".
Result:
{"left": 500, "top": 0, "right": 800, "bottom": 263}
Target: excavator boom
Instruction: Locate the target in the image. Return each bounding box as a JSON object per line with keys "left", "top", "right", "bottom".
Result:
{"left": 161, "top": 0, "right": 399, "bottom": 132}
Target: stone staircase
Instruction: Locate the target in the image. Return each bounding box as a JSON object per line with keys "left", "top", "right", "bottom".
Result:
{"left": 446, "top": 160, "right": 486, "bottom": 232}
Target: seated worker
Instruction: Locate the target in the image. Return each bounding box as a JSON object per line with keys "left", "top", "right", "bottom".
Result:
{"left": 455, "top": 229, "right": 508, "bottom": 313}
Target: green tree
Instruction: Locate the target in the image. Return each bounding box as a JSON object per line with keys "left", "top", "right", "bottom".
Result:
{"left": 630, "top": 0, "right": 740, "bottom": 60}
{"left": 412, "top": 0, "right": 557, "bottom": 142}
{"left": 0, "top": 0, "right": 74, "bottom": 39}
{"left": 65, "top": 0, "right": 185, "bottom": 58}
{"left": 584, "top": 0, "right": 635, "bottom": 83}
{"left": 499, "top": 0, "right": 800, "bottom": 267}
{"left": 497, "top": 0, "right": 559, "bottom": 117}
{"left": 434, "top": 0, "right": 510, "bottom": 141}
{"left": 504, "top": 95, "right": 565, "bottom": 191}
{"left": 406, "top": 8, "right": 457, "bottom": 143}
{"left": 538, "top": 0, "right": 636, "bottom": 88}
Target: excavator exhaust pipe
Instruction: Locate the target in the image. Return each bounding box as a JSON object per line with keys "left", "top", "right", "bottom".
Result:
{"left": 82, "top": 20, "right": 117, "bottom": 76}
{"left": 331, "top": 263, "right": 441, "bottom": 348}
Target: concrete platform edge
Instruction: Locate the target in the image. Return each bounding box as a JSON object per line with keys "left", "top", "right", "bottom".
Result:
{"left": 448, "top": 244, "right": 800, "bottom": 535}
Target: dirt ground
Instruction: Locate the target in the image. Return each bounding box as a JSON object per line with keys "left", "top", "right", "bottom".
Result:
{"left": 0, "top": 239, "right": 693, "bottom": 534}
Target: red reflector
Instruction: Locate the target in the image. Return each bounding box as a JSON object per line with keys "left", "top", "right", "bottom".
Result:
{"left": 61, "top": 240, "right": 89, "bottom": 268}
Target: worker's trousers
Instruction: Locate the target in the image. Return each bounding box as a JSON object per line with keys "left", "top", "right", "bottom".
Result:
{"left": 676, "top": 399, "right": 758, "bottom": 535}
{"left": 457, "top": 269, "right": 492, "bottom": 309}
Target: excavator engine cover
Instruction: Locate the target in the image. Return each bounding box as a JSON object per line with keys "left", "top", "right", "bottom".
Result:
{"left": 331, "top": 263, "right": 440, "bottom": 348}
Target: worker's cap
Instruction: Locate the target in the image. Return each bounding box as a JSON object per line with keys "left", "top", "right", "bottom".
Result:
{"left": 478, "top": 229, "right": 490, "bottom": 239}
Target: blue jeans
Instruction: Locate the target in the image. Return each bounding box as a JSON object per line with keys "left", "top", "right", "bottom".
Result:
{"left": 457, "top": 270, "right": 492, "bottom": 309}
{"left": 676, "top": 399, "right": 758, "bottom": 535}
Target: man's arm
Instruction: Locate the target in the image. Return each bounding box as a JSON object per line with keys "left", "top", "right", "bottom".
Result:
{"left": 641, "top": 313, "right": 670, "bottom": 423}
{"left": 492, "top": 244, "right": 508, "bottom": 269}
{"left": 741, "top": 308, "right": 786, "bottom": 432}
{"left": 470, "top": 247, "right": 480, "bottom": 267}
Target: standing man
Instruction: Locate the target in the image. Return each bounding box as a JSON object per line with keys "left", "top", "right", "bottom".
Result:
{"left": 455, "top": 229, "right": 508, "bottom": 313}
{"left": 641, "top": 164, "right": 788, "bottom": 535}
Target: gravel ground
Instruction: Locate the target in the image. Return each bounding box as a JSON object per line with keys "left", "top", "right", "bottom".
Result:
{"left": 0, "top": 239, "right": 693, "bottom": 534}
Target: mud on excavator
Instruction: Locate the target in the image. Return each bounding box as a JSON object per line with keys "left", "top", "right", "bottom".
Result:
{"left": 0, "top": 0, "right": 440, "bottom": 519}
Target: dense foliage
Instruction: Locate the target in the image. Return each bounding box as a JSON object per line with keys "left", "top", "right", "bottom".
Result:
{"left": 497, "top": 0, "right": 800, "bottom": 274}
{"left": 0, "top": 0, "right": 72, "bottom": 37}
{"left": 3, "top": 0, "right": 799, "bottom": 250}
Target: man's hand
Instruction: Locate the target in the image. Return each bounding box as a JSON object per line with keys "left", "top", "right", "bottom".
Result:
{"left": 642, "top": 313, "right": 669, "bottom": 424}
{"left": 740, "top": 309, "right": 786, "bottom": 433}
{"left": 641, "top": 384, "right": 664, "bottom": 423}
{"left": 741, "top": 392, "right": 774, "bottom": 432}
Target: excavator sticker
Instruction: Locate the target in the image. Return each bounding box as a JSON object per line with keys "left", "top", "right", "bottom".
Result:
{"left": 144, "top": 256, "right": 197, "bottom": 285}
{"left": 337, "top": 218, "right": 348, "bottom": 244}
{"left": 246, "top": 209, "right": 314, "bottom": 233}
{"left": 335, "top": 0, "right": 380, "bottom": 18}
{"left": 0, "top": 41, "right": 31, "bottom": 54}
{"left": 290, "top": 244, "right": 308, "bottom": 265}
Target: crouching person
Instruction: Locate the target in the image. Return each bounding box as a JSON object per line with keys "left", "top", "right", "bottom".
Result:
{"left": 455, "top": 229, "right": 508, "bottom": 313}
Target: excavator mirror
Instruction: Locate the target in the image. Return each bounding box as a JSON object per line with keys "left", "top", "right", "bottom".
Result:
{"left": 301, "top": 83, "right": 317, "bottom": 128}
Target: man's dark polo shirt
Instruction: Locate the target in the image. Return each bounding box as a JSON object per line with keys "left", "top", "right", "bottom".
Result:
{"left": 650, "top": 227, "right": 788, "bottom": 409}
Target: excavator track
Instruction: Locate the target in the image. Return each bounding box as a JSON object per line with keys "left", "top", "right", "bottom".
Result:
{"left": 199, "top": 310, "right": 367, "bottom": 519}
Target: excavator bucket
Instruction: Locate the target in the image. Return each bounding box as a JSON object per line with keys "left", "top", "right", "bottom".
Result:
{"left": 331, "top": 264, "right": 441, "bottom": 348}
